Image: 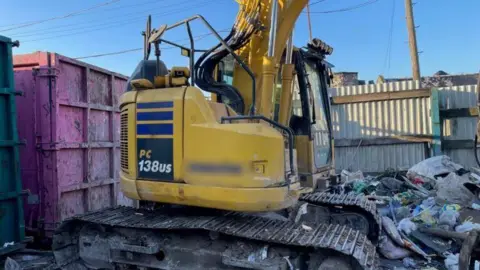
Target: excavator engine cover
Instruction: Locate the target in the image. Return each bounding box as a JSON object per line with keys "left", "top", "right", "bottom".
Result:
{"left": 120, "top": 69, "right": 303, "bottom": 211}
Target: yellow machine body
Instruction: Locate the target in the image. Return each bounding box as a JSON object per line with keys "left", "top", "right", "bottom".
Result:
{"left": 120, "top": 82, "right": 303, "bottom": 212}
{"left": 117, "top": 0, "right": 333, "bottom": 213}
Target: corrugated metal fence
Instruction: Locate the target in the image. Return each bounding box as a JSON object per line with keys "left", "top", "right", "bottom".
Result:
{"left": 440, "top": 84, "right": 478, "bottom": 169}
{"left": 330, "top": 81, "right": 478, "bottom": 173}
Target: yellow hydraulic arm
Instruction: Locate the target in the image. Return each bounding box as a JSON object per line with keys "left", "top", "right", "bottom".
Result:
{"left": 231, "top": 0, "right": 308, "bottom": 118}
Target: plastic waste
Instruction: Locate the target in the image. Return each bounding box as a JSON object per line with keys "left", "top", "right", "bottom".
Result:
{"left": 441, "top": 204, "right": 461, "bottom": 212}
{"left": 389, "top": 201, "right": 398, "bottom": 224}
{"left": 382, "top": 216, "right": 404, "bottom": 246}
{"left": 395, "top": 206, "right": 411, "bottom": 221}
{"left": 436, "top": 173, "right": 476, "bottom": 207}
{"left": 376, "top": 177, "right": 404, "bottom": 196}
{"left": 410, "top": 230, "right": 452, "bottom": 255}
{"left": 394, "top": 191, "right": 419, "bottom": 205}
{"left": 444, "top": 253, "right": 480, "bottom": 270}
{"left": 2, "top": 242, "right": 14, "bottom": 248}
{"left": 353, "top": 181, "right": 368, "bottom": 194}
{"left": 294, "top": 203, "right": 308, "bottom": 223}
{"left": 397, "top": 218, "right": 417, "bottom": 235}
{"left": 301, "top": 224, "right": 313, "bottom": 231}
{"left": 472, "top": 203, "right": 480, "bottom": 210}
{"left": 407, "top": 155, "right": 463, "bottom": 180}
{"left": 402, "top": 257, "right": 417, "bottom": 268}
{"left": 378, "top": 235, "right": 412, "bottom": 260}
{"left": 471, "top": 172, "right": 480, "bottom": 183}
{"left": 4, "top": 258, "right": 20, "bottom": 270}
{"left": 341, "top": 170, "right": 364, "bottom": 183}
{"left": 412, "top": 177, "right": 425, "bottom": 185}
{"left": 412, "top": 205, "right": 423, "bottom": 216}
{"left": 438, "top": 209, "right": 459, "bottom": 229}
{"left": 422, "top": 197, "right": 436, "bottom": 208}
{"left": 283, "top": 256, "right": 294, "bottom": 270}
{"left": 455, "top": 221, "right": 480, "bottom": 233}
{"left": 248, "top": 245, "right": 268, "bottom": 262}
{"left": 413, "top": 209, "right": 436, "bottom": 226}
{"left": 412, "top": 197, "right": 436, "bottom": 216}
{"left": 378, "top": 205, "right": 392, "bottom": 217}
{"left": 399, "top": 231, "right": 431, "bottom": 261}
{"left": 444, "top": 253, "right": 458, "bottom": 270}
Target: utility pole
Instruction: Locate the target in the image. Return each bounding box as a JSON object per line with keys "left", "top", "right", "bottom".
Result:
{"left": 306, "top": 1, "right": 313, "bottom": 42}
{"left": 477, "top": 70, "right": 480, "bottom": 106}
{"left": 405, "top": 0, "right": 421, "bottom": 82}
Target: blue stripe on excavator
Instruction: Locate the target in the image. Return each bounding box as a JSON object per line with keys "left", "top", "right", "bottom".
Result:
{"left": 137, "top": 124, "right": 173, "bottom": 135}
{"left": 137, "top": 111, "right": 173, "bottom": 121}
{"left": 137, "top": 101, "right": 174, "bottom": 109}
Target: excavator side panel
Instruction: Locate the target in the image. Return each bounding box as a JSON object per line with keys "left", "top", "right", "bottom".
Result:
{"left": 119, "top": 85, "right": 303, "bottom": 212}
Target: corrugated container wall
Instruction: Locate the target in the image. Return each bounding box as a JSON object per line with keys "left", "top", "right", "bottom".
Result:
{"left": 0, "top": 36, "right": 25, "bottom": 253}
{"left": 14, "top": 52, "right": 134, "bottom": 239}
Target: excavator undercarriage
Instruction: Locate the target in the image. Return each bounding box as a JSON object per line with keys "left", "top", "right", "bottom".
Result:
{"left": 53, "top": 202, "right": 379, "bottom": 270}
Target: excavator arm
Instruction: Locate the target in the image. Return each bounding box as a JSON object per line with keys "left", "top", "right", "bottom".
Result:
{"left": 230, "top": 0, "right": 308, "bottom": 117}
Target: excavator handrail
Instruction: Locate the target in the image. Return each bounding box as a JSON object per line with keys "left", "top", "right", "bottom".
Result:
{"left": 220, "top": 115, "right": 295, "bottom": 184}
{"left": 155, "top": 14, "right": 257, "bottom": 115}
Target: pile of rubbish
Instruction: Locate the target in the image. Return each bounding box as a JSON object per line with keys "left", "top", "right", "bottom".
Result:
{"left": 331, "top": 155, "right": 480, "bottom": 270}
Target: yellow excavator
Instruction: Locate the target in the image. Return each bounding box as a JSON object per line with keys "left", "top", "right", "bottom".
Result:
{"left": 53, "top": 1, "right": 380, "bottom": 269}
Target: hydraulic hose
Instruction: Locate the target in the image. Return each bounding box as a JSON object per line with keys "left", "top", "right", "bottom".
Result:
{"left": 194, "top": 2, "right": 260, "bottom": 114}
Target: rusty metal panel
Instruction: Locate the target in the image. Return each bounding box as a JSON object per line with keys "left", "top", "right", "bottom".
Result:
{"left": 13, "top": 52, "right": 134, "bottom": 239}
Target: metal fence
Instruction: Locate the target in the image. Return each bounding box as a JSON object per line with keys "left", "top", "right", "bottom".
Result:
{"left": 329, "top": 81, "right": 478, "bottom": 173}
{"left": 439, "top": 84, "right": 479, "bottom": 169}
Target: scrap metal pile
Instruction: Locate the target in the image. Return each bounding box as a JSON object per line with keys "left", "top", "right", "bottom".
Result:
{"left": 326, "top": 155, "right": 480, "bottom": 270}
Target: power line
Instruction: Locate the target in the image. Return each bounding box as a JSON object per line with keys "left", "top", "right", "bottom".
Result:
{"left": 309, "top": 0, "right": 328, "bottom": 7}
{"left": 308, "top": 0, "right": 380, "bottom": 14}
{"left": 0, "top": 0, "right": 121, "bottom": 32}
{"left": 19, "top": 0, "right": 221, "bottom": 43}
{"left": 382, "top": 0, "right": 396, "bottom": 74}
{"left": 74, "top": 30, "right": 230, "bottom": 60}
{"left": 15, "top": 0, "right": 220, "bottom": 41}
{"left": 75, "top": 48, "right": 142, "bottom": 59}
{"left": 76, "top": 0, "right": 168, "bottom": 16}
{"left": 13, "top": 17, "right": 142, "bottom": 38}
{"left": 9, "top": 0, "right": 198, "bottom": 37}
{"left": 9, "top": 0, "right": 173, "bottom": 36}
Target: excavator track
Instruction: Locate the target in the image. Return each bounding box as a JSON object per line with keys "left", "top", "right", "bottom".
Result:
{"left": 53, "top": 206, "right": 378, "bottom": 270}
{"left": 300, "top": 192, "right": 381, "bottom": 243}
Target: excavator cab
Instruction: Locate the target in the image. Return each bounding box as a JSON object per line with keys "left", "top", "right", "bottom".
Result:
{"left": 288, "top": 40, "right": 335, "bottom": 189}
{"left": 119, "top": 15, "right": 305, "bottom": 212}
{"left": 217, "top": 39, "right": 336, "bottom": 190}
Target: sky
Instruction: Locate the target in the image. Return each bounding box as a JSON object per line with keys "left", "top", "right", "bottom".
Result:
{"left": 0, "top": 0, "right": 479, "bottom": 82}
